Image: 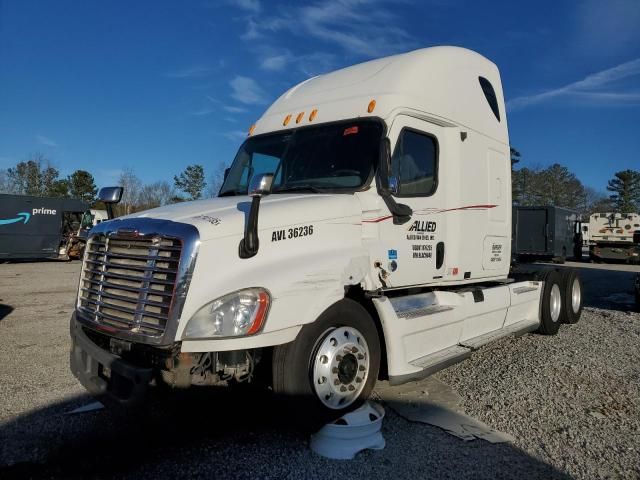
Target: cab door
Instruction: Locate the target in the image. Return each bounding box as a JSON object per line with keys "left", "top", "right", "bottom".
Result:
{"left": 376, "top": 115, "right": 447, "bottom": 288}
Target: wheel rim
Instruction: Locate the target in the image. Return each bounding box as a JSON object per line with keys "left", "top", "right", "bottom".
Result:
{"left": 311, "top": 326, "right": 370, "bottom": 410}
{"left": 550, "top": 284, "right": 562, "bottom": 322}
{"left": 571, "top": 278, "right": 581, "bottom": 314}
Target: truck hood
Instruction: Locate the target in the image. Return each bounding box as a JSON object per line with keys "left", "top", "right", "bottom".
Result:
{"left": 121, "top": 194, "right": 363, "bottom": 241}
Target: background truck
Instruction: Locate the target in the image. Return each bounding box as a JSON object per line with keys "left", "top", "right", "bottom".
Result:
{"left": 512, "top": 205, "right": 582, "bottom": 263}
{"left": 588, "top": 212, "right": 640, "bottom": 263}
{"left": 0, "top": 194, "right": 88, "bottom": 260}
{"left": 69, "top": 46, "right": 584, "bottom": 416}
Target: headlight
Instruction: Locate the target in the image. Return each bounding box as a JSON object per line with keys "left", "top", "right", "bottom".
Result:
{"left": 183, "top": 288, "right": 270, "bottom": 339}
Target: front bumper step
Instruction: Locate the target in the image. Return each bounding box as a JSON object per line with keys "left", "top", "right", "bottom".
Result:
{"left": 70, "top": 313, "right": 153, "bottom": 407}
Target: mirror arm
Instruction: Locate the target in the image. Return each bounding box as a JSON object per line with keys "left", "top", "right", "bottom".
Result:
{"left": 239, "top": 173, "right": 274, "bottom": 259}
{"left": 239, "top": 196, "right": 261, "bottom": 258}
{"left": 106, "top": 203, "right": 115, "bottom": 220}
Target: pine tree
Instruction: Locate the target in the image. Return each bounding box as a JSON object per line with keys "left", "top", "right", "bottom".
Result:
{"left": 174, "top": 164, "right": 206, "bottom": 200}
{"left": 68, "top": 170, "right": 98, "bottom": 203}
{"left": 606, "top": 169, "right": 640, "bottom": 213}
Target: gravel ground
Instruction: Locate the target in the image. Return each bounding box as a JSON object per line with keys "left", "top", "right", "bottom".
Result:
{"left": 1, "top": 261, "right": 639, "bottom": 479}
{"left": 439, "top": 307, "right": 640, "bottom": 479}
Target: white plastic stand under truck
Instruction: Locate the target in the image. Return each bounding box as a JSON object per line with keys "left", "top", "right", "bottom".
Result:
{"left": 70, "top": 46, "right": 584, "bottom": 416}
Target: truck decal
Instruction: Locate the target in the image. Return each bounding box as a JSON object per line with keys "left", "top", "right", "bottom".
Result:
{"left": 271, "top": 225, "right": 314, "bottom": 242}
{"left": 362, "top": 205, "right": 497, "bottom": 224}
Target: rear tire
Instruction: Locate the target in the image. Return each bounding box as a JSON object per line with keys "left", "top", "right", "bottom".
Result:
{"left": 272, "top": 299, "right": 380, "bottom": 419}
{"left": 537, "top": 269, "right": 564, "bottom": 335}
{"left": 560, "top": 269, "right": 583, "bottom": 324}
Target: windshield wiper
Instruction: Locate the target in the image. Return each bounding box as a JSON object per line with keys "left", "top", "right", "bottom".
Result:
{"left": 273, "top": 185, "right": 326, "bottom": 194}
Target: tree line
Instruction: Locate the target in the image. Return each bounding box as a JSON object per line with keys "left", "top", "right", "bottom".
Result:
{"left": 510, "top": 149, "right": 639, "bottom": 215}
{"left": 1, "top": 152, "right": 638, "bottom": 216}
{"left": 0, "top": 153, "right": 227, "bottom": 215}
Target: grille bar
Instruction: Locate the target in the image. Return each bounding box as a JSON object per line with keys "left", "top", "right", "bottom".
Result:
{"left": 82, "top": 268, "right": 176, "bottom": 285}
{"left": 80, "top": 287, "right": 170, "bottom": 308}
{"left": 78, "top": 233, "right": 182, "bottom": 338}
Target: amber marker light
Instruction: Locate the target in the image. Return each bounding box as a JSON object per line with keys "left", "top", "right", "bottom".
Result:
{"left": 367, "top": 99, "right": 376, "bottom": 113}
{"left": 248, "top": 124, "right": 256, "bottom": 136}
{"left": 309, "top": 109, "right": 318, "bottom": 121}
{"left": 296, "top": 112, "right": 305, "bottom": 124}
{"left": 283, "top": 114, "right": 292, "bottom": 126}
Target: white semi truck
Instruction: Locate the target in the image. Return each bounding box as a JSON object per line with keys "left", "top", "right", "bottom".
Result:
{"left": 70, "top": 47, "right": 583, "bottom": 414}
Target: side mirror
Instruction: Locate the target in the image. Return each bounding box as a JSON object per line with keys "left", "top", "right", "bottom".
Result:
{"left": 98, "top": 186, "right": 123, "bottom": 204}
{"left": 248, "top": 173, "right": 274, "bottom": 197}
{"left": 389, "top": 176, "right": 400, "bottom": 196}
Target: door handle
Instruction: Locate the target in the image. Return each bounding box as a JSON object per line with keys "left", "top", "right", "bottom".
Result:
{"left": 436, "top": 242, "right": 445, "bottom": 269}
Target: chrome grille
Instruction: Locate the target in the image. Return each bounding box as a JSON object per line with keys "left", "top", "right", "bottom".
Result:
{"left": 78, "top": 234, "right": 182, "bottom": 337}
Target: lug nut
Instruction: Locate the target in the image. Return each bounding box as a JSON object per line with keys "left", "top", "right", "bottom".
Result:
{"left": 318, "top": 376, "right": 326, "bottom": 384}
{"left": 340, "top": 386, "right": 347, "bottom": 392}
{"left": 351, "top": 347, "right": 359, "bottom": 353}
{"left": 320, "top": 355, "right": 328, "bottom": 364}
{"left": 348, "top": 385, "right": 355, "bottom": 391}
{"left": 359, "top": 365, "right": 365, "bottom": 371}
{"left": 336, "top": 355, "right": 343, "bottom": 362}
{"left": 332, "top": 367, "right": 338, "bottom": 374}
{"left": 330, "top": 338, "right": 337, "bottom": 346}
{"left": 355, "top": 377, "right": 362, "bottom": 383}
{"left": 357, "top": 354, "right": 364, "bottom": 360}
{"left": 334, "top": 379, "right": 340, "bottom": 385}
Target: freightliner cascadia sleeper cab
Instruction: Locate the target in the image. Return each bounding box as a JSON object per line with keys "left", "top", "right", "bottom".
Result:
{"left": 70, "top": 47, "right": 583, "bottom": 414}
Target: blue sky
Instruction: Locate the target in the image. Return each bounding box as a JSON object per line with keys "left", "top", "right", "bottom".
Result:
{"left": 1, "top": 0, "right": 639, "bottom": 193}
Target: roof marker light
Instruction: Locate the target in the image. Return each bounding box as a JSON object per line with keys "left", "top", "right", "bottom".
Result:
{"left": 296, "top": 112, "right": 305, "bottom": 124}
{"left": 283, "top": 114, "right": 292, "bottom": 126}
{"left": 248, "top": 124, "right": 256, "bottom": 136}
{"left": 309, "top": 109, "right": 318, "bottom": 121}
{"left": 367, "top": 99, "right": 376, "bottom": 113}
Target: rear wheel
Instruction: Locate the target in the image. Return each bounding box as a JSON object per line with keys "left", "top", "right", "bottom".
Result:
{"left": 537, "top": 269, "right": 564, "bottom": 335}
{"left": 560, "top": 269, "right": 583, "bottom": 324}
{"left": 272, "top": 299, "right": 380, "bottom": 417}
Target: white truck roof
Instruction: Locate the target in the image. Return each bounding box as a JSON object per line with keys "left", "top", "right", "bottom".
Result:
{"left": 254, "top": 46, "right": 507, "bottom": 144}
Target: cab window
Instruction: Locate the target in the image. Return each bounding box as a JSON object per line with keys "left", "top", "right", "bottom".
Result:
{"left": 391, "top": 129, "right": 438, "bottom": 196}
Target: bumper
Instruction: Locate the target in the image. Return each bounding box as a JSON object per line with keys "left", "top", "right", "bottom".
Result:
{"left": 70, "top": 313, "right": 154, "bottom": 407}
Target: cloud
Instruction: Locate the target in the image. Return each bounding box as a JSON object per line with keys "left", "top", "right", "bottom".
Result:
{"left": 191, "top": 107, "right": 216, "bottom": 116}
{"left": 36, "top": 135, "right": 58, "bottom": 147}
{"left": 260, "top": 53, "right": 291, "bottom": 71}
{"left": 234, "top": 0, "right": 260, "bottom": 13}
{"left": 165, "top": 65, "right": 216, "bottom": 79}
{"left": 236, "top": 0, "right": 416, "bottom": 58}
{"left": 255, "top": 45, "right": 337, "bottom": 76}
{"left": 229, "top": 76, "right": 269, "bottom": 105}
{"left": 223, "top": 130, "right": 249, "bottom": 142}
{"left": 223, "top": 105, "right": 248, "bottom": 113}
{"left": 508, "top": 58, "right": 640, "bottom": 111}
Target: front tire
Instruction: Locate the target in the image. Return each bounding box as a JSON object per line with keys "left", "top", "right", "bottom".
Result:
{"left": 272, "top": 299, "right": 380, "bottom": 416}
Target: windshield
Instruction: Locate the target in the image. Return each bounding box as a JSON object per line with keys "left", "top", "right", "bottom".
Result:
{"left": 219, "top": 120, "right": 382, "bottom": 196}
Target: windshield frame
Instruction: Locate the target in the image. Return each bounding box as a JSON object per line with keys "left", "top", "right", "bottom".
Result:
{"left": 219, "top": 117, "right": 386, "bottom": 196}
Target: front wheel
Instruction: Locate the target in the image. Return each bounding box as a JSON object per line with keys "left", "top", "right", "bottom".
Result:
{"left": 272, "top": 299, "right": 380, "bottom": 416}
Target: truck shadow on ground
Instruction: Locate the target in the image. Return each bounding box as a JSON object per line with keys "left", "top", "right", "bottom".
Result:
{"left": 0, "top": 387, "right": 570, "bottom": 479}
{"left": 519, "top": 262, "right": 639, "bottom": 312}
{"left": 0, "top": 304, "right": 14, "bottom": 321}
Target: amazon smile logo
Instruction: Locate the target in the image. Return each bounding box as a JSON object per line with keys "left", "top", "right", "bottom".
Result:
{"left": 0, "top": 212, "right": 31, "bottom": 226}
